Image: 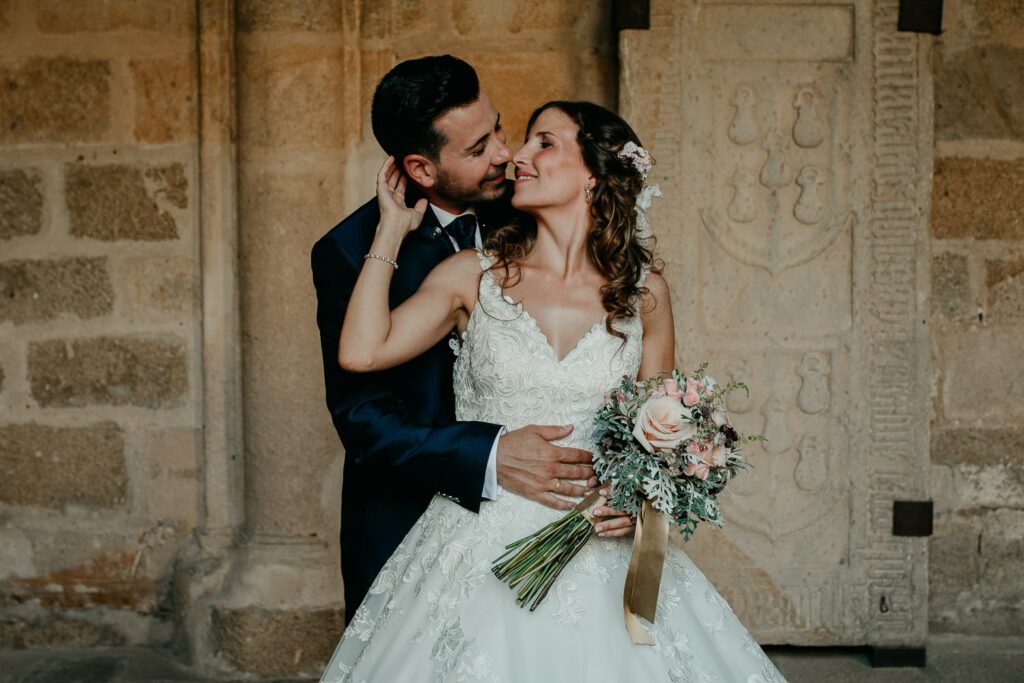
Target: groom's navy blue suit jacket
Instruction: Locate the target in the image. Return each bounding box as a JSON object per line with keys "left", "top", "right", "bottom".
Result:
{"left": 311, "top": 189, "right": 510, "bottom": 623}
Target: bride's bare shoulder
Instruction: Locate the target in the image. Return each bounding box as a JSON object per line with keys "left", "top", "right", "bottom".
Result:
{"left": 640, "top": 270, "right": 672, "bottom": 318}
{"left": 429, "top": 249, "right": 490, "bottom": 303}
{"left": 642, "top": 270, "right": 669, "bottom": 300}
{"left": 436, "top": 249, "right": 488, "bottom": 279}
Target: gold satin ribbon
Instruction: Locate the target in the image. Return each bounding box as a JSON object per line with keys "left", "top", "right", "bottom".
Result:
{"left": 578, "top": 492, "right": 668, "bottom": 646}
{"left": 622, "top": 499, "right": 668, "bottom": 645}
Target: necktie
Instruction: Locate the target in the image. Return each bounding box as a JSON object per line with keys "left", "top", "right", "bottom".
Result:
{"left": 445, "top": 214, "right": 478, "bottom": 251}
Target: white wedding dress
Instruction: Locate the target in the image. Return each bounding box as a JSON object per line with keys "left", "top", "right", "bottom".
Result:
{"left": 321, "top": 253, "right": 785, "bottom": 683}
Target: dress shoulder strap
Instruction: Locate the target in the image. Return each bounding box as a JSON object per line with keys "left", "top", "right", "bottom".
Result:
{"left": 476, "top": 248, "right": 495, "bottom": 272}
{"left": 637, "top": 264, "right": 651, "bottom": 288}
{"left": 473, "top": 249, "right": 510, "bottom": 311}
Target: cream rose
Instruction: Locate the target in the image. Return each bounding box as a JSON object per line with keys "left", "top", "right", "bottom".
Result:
{"left": 633, "top": 395, "right": 696, "bottom": 453}
{"left": 701, "top": 444, "right": 730, "bottom": 468}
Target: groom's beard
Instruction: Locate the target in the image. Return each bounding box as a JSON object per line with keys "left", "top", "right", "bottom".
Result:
{"left": 435, "top": 165, "right": 508, "bottom": 207}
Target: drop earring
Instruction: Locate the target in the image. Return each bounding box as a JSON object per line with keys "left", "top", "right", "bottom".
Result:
{"left": 584, "top": 182, "right": 592, "bottom": 202}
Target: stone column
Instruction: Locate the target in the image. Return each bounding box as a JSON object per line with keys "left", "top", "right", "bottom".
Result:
{"left": 200, "top": 2, "right": 355, "bottom": 677}
{"left": 192, "top": 1, "right": 620, "bottom": 676}
{"left": 620, "top": 0, "right": 933, "bottom": 647}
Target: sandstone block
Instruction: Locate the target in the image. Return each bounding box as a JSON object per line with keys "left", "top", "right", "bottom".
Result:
{"left": 933, "top": 428, "right": 1024, "bottom": 467}
{"left": 0, "top": 422, "right": 126, "bottom": 508}
{"left": 979, "top": 509, "right": 1024, "bottom": 602}
{"left": 939, "top": 330, "right": 1024, "bottom": 422}
{"left": 471, "top": 52, "right": 578, "bottom": 144}
{"left": 0, "top": 169, "right": 43, "bottom": 240}
{"left": 211, "top": 607, "right": 343, "bottom": 677}
{"left": 131, "top": 54, "right": 197, "bottom": 143}
{"left": 0, "top": 58, "right": 110, "bottom": 144}
{"left": 356, "top": 0, "right": 388, "bottom": 39}
{"left": 986, "top": 257, "right": 1024, "bottom": 322}
{"left": 35, "top": 0, "right": 193, "bottom": 33}
{"left": 931, "top": 158, "right": 1024, "bottom": 240}
{"left": 0, "top": 616, "right": 126, "bottom": 648}
{"left": 453, "top": 0, "right": 584, "bottom": 35}
{"left": 7, "top": 547, "right": 156, "bottom": 610}
{"left": 146, "top": 429, "right": 199, "bottom": 524}
{"left": 238, "top": 46, "right": 345, "bottom": 149}
{"left": 238, "top": 0, "right": 343, "bottom": 32}
{"left": 972, "top": 0, "right": 1024, "bottom": 42}
{"left": 0, "top": 257, "right": 114, "bottom": 324}
{"left": 934, "top": 45, "right": 1024, "bottom": 140}
{"left": 932, "top": 428, "right": 1024, "bottom": 508}
{"left": 124, "top": 256, "right": 195, "bottom": 314}
{"left": 931, "top": 252, "right": 972, "bottom": 318}
{"left": 393, "top": 0, "right": 432, "bottom": 34}
{"left": 66, "top": 163, "right": 186, "bottom": 241}
{"left": 28, "top": 336, "right": 187, "bottom": 409}
{"left": 929, "top": 517, "right": 980, "bottom": 600}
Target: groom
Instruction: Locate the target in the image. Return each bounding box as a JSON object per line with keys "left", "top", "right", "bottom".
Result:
{"left": 312, "top": 55, "right": 603, "bottom": 623}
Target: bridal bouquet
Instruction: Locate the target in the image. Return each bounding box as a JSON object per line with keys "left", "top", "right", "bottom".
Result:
{"left": 491, "top": 363, "right": 760, "bottom": 644}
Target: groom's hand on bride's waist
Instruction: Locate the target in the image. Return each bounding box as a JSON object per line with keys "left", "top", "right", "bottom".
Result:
{"left": 496, "top": 424, "right": 597, "bottom": 511}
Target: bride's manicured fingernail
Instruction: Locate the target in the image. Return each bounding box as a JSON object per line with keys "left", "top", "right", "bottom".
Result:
{"left": 599, "top": 489, "right": 608, "bottom": 496}
{"left": 595, "top": 524, "right": 604, "bottom": 532}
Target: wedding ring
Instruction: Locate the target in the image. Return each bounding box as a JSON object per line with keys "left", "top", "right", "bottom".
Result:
{"left": 554, "top": 479, "right": 562, "bottom": 494}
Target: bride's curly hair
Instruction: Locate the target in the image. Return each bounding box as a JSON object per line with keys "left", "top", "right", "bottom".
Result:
{"left": 483, "top": 101, "right": 659, "bottom": 340}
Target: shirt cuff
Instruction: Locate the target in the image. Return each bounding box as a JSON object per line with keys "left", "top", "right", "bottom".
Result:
{"left": 481, "top": 426, "right": 506, "bottom": 500}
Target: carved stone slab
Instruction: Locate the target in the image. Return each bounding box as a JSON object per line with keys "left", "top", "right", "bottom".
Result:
{"left": 620, "top": 0, "right": 931, "bottom": 646}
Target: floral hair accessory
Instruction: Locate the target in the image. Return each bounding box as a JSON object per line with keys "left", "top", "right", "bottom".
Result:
{"left": 618, "top": 141, "right": 653, "bottom": 180}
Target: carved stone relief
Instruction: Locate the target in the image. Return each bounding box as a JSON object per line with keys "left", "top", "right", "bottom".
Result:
{"left": 621, "top": 0, "right": 930, "bottom": 646}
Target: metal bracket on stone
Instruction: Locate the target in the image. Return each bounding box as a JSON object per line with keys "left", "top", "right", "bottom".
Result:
{"left": 614, "top": 0, "right": 650, "bottom": 31}
{"left": 897, "top": 0, "right": 943, "bottom": 35}
{"left": 892, "top": 500, "right": 934, "bottom": 537}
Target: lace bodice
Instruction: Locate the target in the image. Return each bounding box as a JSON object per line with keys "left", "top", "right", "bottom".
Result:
{"left": 452, "top": 252, "right": 644, "bottom": 452}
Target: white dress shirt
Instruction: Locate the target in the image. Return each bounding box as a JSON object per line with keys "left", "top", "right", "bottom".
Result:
{"left": 431, "top": 204, "right": 504, "bottom": 501}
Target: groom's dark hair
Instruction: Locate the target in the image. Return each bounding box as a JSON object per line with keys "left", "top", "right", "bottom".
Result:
{"left": 371, "top": 55, "right": 480, "bottom": 164}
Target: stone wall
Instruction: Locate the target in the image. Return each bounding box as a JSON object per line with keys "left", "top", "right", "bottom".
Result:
{"left": 1, "top": 0, "right": 1020, "bottom": 675}
{"left": 0, "top": 0, "right": 201, "bottom": 649}
{"left": 928, "top": 0, "right": 1024, "bottom": 635}
{"left": 0, "top": 1, "right": 616, "bottom": 672}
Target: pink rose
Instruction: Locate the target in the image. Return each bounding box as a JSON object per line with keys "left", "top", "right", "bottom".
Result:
{"left": 682, "top": 390, "right": 701, "bottom": 407}
{"left": 686, "top": 442, "right": 702, "bottom": 455}
{"left": 683, "top": 460, "right": 710, "bottom": 480}
{"left": 685, "top": 378, "right": 702, "bottom": 394}
{"left": 662, "top": 378, "right": 683, "bottom": 400}
{"left": 632, "top": 395, "right": 696, "bottom": 453}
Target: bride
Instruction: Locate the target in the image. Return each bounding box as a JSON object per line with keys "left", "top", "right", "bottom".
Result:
{"left": 322, "top": 101, "right": 785, "bottom": 682}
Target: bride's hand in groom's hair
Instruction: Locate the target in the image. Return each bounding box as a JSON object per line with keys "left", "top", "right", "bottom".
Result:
{"left": 496, "top": 424, "right": 597, "bottom": 512}
{"left": 376, "top": 156, "right": 428, "bottom": 238}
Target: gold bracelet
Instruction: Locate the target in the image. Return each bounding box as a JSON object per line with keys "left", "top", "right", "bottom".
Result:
{"left": 364, "top": 253, "right": 398, "bottom": 270}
